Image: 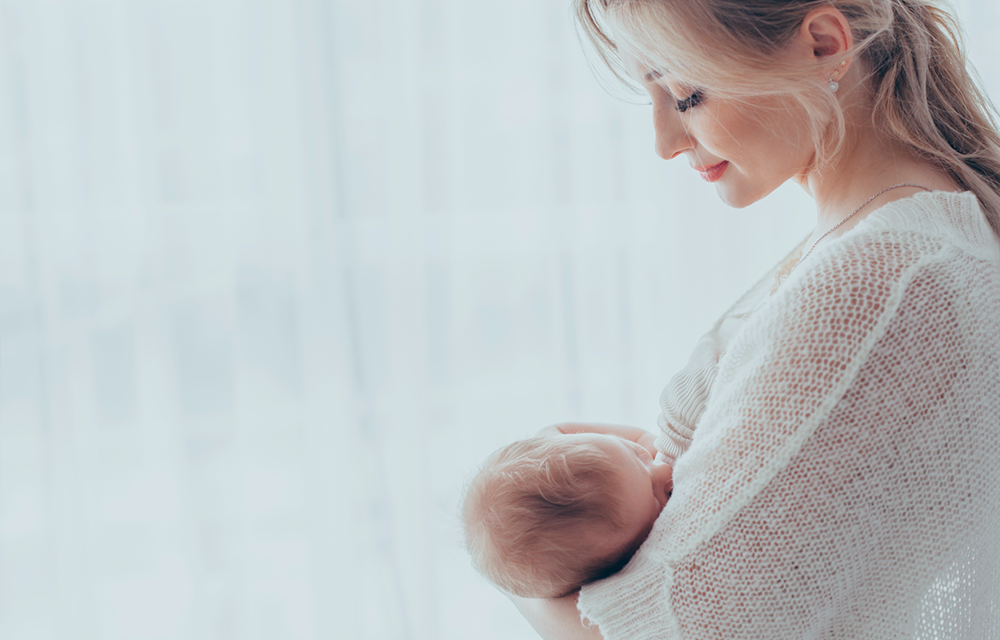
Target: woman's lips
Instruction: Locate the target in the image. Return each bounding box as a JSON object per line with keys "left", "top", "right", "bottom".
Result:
{"left": 695, "top": 161, "right": 729, "bottom": 182}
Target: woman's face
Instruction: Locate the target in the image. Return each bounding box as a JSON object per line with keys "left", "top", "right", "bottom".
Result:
{"left": 633, "top": 60, "right": 818, "bottom": 207}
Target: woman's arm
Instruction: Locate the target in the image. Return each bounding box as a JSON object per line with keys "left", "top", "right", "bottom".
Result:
{"left": 575, "top": 245, "right": 979, "bottom": 639}
{"left": 508, "top": 592, "right": 604, "bottom": 640}
{"left": 540, "top": 423, "right": 658, "bottom": 458}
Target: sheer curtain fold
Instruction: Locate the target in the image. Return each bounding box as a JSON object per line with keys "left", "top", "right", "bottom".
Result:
{"left": 1, "top": 1, "right": 996, "bottom": 639}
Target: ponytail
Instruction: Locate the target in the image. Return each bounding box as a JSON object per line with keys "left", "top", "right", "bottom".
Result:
{"left": 866, "top": 0, "right": 1000, "bottom": 237}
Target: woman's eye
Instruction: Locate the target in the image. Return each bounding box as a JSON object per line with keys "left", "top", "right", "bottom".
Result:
{"left": 675, "top": 90, "right": 704, "bottom": 113}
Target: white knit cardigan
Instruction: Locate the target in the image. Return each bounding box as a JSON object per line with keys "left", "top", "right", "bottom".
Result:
{"left": 578, "top": 191, "right": 1000, "bottom": 640}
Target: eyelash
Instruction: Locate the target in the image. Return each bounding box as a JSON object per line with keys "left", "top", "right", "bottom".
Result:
{"left": 675, "top": 90, "right": 704, "bottom": 113}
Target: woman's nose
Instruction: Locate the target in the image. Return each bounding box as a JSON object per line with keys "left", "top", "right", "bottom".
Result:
{"left": 652, "top": 99, "right": 694, "bottom": 161}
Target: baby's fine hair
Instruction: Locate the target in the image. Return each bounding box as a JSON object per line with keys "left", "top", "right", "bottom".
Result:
{"left": 461, "top": 435, "right": 629, "bottom": 598}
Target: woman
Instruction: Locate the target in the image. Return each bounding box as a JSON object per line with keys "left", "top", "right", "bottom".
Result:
{"left": 509, "top": 0, "right": 1000, "bottom": 638}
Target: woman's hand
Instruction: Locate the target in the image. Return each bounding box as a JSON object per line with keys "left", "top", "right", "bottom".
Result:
{"left": 507, "top": 591, "right": 604, "bottom": 640}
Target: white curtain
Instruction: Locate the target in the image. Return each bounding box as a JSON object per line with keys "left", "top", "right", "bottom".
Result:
{"left": 0, "top": 1, "right": 996, "bottom": 639}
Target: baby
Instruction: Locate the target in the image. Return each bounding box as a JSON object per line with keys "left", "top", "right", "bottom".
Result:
{"left": 461, "top": 423, "right": 673, "bottom": 598}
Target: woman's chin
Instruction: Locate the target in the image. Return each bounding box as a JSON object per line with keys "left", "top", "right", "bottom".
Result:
{"left": 716, "top": 184, "right": 756, "bottom": 209}
{"left": 716, "top": 177, "right": 779, "bottom": 209}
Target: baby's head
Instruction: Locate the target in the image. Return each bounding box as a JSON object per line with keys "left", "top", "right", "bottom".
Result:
{"left": 461, "top": 432, "right": 668, "bottom": 598}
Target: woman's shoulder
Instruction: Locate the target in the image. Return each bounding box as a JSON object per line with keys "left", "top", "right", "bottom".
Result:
{"left": 847, "top": 190, "right": 1000, "bottom": 262}
{"left": 773, "top": 190, "right": 1000, "bottom": 304}
{"left": 744, "top": 191, "right": 1000, "bottom": 351}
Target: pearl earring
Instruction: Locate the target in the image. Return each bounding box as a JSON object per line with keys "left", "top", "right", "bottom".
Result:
{"left": 828, "top": 60, "right": 848, "bottom": 92}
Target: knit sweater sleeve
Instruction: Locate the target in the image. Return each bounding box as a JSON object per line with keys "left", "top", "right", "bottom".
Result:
{"left": 578, "top": 193, "right": 1000, "bottom": 640}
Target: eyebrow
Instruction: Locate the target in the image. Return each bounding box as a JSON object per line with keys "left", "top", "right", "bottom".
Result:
{"left": 642, "top": 69, "right": 663, "bottom": 82}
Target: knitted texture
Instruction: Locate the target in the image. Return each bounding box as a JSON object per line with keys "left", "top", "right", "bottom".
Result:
{"left": 654, "top": 330, "right": 722, "bottom": 464}
{"left": 579, "top": 191, "right": 1000, "bottom": 640}
{"left": 654, "top": 257, "right": 786, "bottom": 464}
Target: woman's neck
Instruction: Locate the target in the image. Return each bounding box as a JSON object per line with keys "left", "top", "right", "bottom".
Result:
{"left": 794, "top": 118, "right": 960, "bottom": 242}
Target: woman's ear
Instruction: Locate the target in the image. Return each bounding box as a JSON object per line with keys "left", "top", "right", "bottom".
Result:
{"left": 798, "top": 7, "right": 854, "bottom": 62}
{"left": 785, "top": 7, "right": 855, "bottom": 89}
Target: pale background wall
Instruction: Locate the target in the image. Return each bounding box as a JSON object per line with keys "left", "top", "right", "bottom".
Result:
{"left": 0, "top": 1, "right": 996, "bottom": 639}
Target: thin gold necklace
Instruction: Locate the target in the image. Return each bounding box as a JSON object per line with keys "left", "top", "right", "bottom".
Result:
{"left": 771, "top": 183, "right": 931, "bottom": 295}
{"left": 795, "top": 183, "right": 931, "bottom": 267}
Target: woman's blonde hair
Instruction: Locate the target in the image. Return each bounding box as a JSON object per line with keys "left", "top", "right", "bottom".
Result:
{"left": 461, "top": 435, "right": 632, "bottom": 598}
{"left": 575, "top": 0, "right": 1000, "bottom": 237}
